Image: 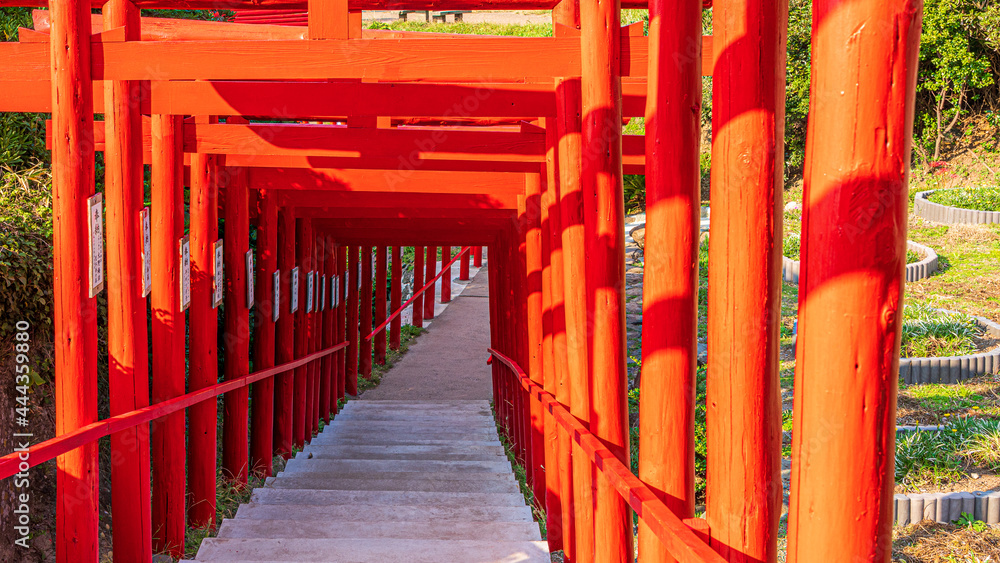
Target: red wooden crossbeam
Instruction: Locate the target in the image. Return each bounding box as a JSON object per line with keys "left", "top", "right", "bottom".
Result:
{"left": 0, "top": 342, "right": 347, "bottom": 481}
{"left": 250, "top": 168, "right": 526, "bottom": 194}
{"left": 488, "top": 348, "right": 724, "bottom": 563}
{"left": 278, "top": 190, "right": 519, "bottom": 210}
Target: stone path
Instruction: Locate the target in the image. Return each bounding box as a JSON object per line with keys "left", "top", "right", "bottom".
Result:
{"left": 184, "top": 264, "right": 549, "bottom": 562}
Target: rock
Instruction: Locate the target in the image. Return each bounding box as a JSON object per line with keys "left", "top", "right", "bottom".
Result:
{"left": 784, "top": 201, "right": 801, "bottom": 212}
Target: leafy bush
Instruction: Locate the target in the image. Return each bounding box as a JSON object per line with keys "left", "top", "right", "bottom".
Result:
{"left": 1, "top": 8, "right": 49, "bottom": 168}
{"left": 783, "top": 234, "right": 800, "bottom": 260}
{"left": 929, "top": 187, "right": 1000, "bottom": 211}
{"left": 901, "top": 304, "right": 981, "bottom": 358}
{"left": 0, "top": 166, "right": 53, "bottom": 337}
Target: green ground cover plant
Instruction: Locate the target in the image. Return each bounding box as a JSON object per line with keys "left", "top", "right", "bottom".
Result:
{"left": 895, "top": 417, "right": 1000, "bottom": 489}
{"left": 928, "top": 186, "right": 1000, "bottom": 211}
{"left": 900, "top": 304, "right": 982, "bottom": 358}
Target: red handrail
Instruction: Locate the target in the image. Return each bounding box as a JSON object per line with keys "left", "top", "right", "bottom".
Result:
{"left": 365, "top": 246, "right": 471, "bottom": 341}
{"left": 0, "top": 341, "right": 348, "bottom": 480}
{"left": 488, "top": 348, "right": 724, "bottom": 563}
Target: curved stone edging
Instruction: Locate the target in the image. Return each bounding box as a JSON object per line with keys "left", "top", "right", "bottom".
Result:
{"left": 781, "top": 240, "right": 938, "bottom": 284}
{"left": 900, "top": 312, "right": 1000, "bottom": 385}
{"left": 915, "top": 189, "right": 1000, "bottom": 225}
{"left": 893, "top": 490, "right": 1000, "bottom": 527}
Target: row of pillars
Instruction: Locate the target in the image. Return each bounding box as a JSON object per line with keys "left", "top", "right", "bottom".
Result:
{"left": 485, "top": 0, "right": 923, "bottom": 562}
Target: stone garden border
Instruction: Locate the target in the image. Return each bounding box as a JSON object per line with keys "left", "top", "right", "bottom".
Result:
{"left": 893, "top": 490, "right": 1000, "bottom": 527}
{"left": 915, "top": 189, "right": 1000, "bottom": 225}
{"left": 781, "top": 240, "right": 938, "bottom": 284}
{"left": 900, "top": 312, "right": 1000, "bottom": 385}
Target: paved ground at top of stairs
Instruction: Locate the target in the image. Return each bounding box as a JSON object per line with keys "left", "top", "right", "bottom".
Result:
{"left": 361, "top": 264, "right": 494, "bottom": 401}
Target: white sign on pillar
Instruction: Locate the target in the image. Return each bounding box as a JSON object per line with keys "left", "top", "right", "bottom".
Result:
{"left": 140, "top": 207, "right": 151, "bottom": 297}
{"left": 272, "top": 270, "right": 280, "bottom": 322}
{"left": 86, "top": 193, "right": 105, "bottom": 297}
{"left": 290, "top": 267, "right": 300, "bottom": 313}
{"left": 212, "top": 240, "right": 224, "bottom": 309}
{"left": 179, "top": 236, "right": 191, "bottom": 311}
{"left": 332, "top": 275, "right": 340, "bottom": 307}
{"left": 245, "top": 249, "right": 255, "bottom": 309}
{"left": 306, "top": 271, "right": 315, "bottom": 313}
{"left": 320, "top": 275, "right": 326, "bottom": 311}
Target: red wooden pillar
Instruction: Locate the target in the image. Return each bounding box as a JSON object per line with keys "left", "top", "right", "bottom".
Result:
{"left": 223, "top": 164, "right": 250, "bottom": 484}
{"left": 310, "top": 236, "right": 322, "bottom": 436}
{"left": 323, "top": 236, "right": 337, "bottom": 418}
{"left": 150, "top": 113, "right": 186, "bottom": 556}
{"left": 706, "top": 0, "right": 785, "bottom": 559}
{"left": 440, "top": 246, "right": 452, "bottom": 303}
{"left": 459, "top": 246, "right": 470, "bottom": 281}
{"left": 360, "top": 245, "right": 374, "bottom": 378}
{"left": 423, "top": 246, "right": 436, "bottom": 320}
{"left": 315, "top": 235, "right": 328, "bottom": 425}
{"left": 337, "top": 244, "right": 348, "bottom": 402}
{"left": 251, "top": 190, "right": 278, "bottom": 476}
{"left": 293, "top": 219, "right": 313, "bottom": 447}
{"left": 788, "top": 2, "right": 922, "bottom": 561}
{"left": 346, "top": 245, "right": 361, "bottom": 395}
{"left": 374, "top": 246, "right": 388, "bottom": 364}
{"left": 50, "top": 0, "right": 100, "bottom": 558}
{"left": 412, "top": 246, "right": 425, "bottom": 328}
{"left": 274, "top": 206, "right": 296, "bottom": 458}
{"left": 188, "top": 118, "right": 219, "bottom": 526}
{"left": 539, "top": 161, "right": 563, "bottom": 553}
{"left": 556, "top": 74, "right": 596, "bottom": 562}
{"left": 390, "top": 245, "right": 402, "bottom": 349}
{"left": 487, "top": 248, "right": 502, "bottom": 418}
{"left": 638, "top": 0, "right": 702, "bottom": 560}
{"left": 545, "top": 121, "right": 575, "bottom": 558}
{"left": 473, "top": 246, "right": 483, "bottom": 267}
{"left": 524, "top": 172, "right": 547, "bottom": 507}
{"left": 580, "top": 0, "right": 632, "bottom": 554}
{"left": 102, "top": 1, "right": 151, "bottom": 559}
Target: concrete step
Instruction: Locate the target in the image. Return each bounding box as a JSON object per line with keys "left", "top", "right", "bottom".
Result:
{"left": 305, "top": 436, "right": 503, "bottom": 446}
{"left": 250, "top": 488, "right": 529, "bottom": 507}
{"left": 344, "top": 400, "right": 491, "bottom": 410}
{"left": 234, "top": 502, "right": 535, "bottom": 523}
{"left": 299, "top": 444, "right": 507, "bottom": 461}
{"left": 286, "top": 456, "right": 511, "bottom": 473}
{"left": 315, "top": 427, "right": 499, "bottom": 439}
{"left": 216, "top": 519, "right": 542, "bottom": 542}
{"left": 330, "top": 414, "right": 497, "bottom": 426}
{"left": 278, "top": 466, "right": 516, "bottom": 483}
{"left": 266, "top": 474, "right": 521, "bottom": 494}
{"left": 191, "top": 538, "right": 550, "bottom": 562}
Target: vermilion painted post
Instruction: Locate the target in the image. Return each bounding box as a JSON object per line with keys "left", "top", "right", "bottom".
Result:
{"left": 150, "top": 113, "right": 186, "bottom": 557}
{"left": 788, "top": 2, "right": 922, "bottom": 561}
{"left": 50, "top": 0, "right": 99, "bottom": 558}
{"left": 389, "top": 246, "right": 402, "bottom": 350}
{"left": 706, "top": 0, "right": 785, "bottom": 559}
{"left": 524, "top": 171, "right": 547, "bottom": 507}
{"left": 556, "top": 74, "right": 596, "bottom": 562}
{"left": 360, "top": 245, "right": 374, "bottom": 378}
{"left": 102, "top": 1, "right": 151, "bottom": 559}
{"left": 548, "top": 142, "right": 577, "bottom": 559}
{"left": 638, "top": 0, "right": 702, "bottom": 560}
{"left": 412, "top": 246, "right": 425, "bottom": 328}
{"left": 251, "top": 190, "right": 278, "bottom": 477}
{"left": 459, "top": 246, "right": 470, "bottom": 281}
{"left": 374, "top": 246, "right": 388, "bottom": 364}
{"left": 188, "top": 117, "right": 219, "bottom": 527}
{"left": 309, "top": 235, "right": 322, "bottom": 436}
{"left": 315, "top": 234, "right": 329, "bottom": 424}
{"left": 538, "top": 165, "right": 563, "bottom": 553}
{"left": 440, "top": 246, "right": 452, "bottom": 303}
{"left": 337, "top": 245, "right": 348, "bottom": 402}
{"left": 346, "top": 245, "right": 360, "bottom": 395}
{"left": 293, "top": 218, "right": 313, "bottom": 448}
{"left": 580, "top": 0, "right": 632, "bottom": 553}
{"left": 323, "top": 235, "right": 337, "bottom": 418}
{"left": 223, "top": 163, "right": 250, "bottom": 485}
{"left": 274, "top": 206, "right": 296, "bottom": 458}
{"left": 473, "top": 246, "right": 483, "bottom": 267}
{"left": 424, "top": 246, "right": 436, "bottom": 320}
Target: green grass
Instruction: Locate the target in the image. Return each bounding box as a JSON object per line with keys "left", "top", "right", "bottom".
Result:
{"left": 928, "top": 186, "right": 1000, "bottom": 211}
{"left": 906, "top": 384, "right": 987, "bottom": 412}
{"left": 366, "top": 19, "right": 552, "bottom": 37}
{"left": 895, "top": 417, "right": 1000, "bottom": 489}
{"left": 900, "top": 304, "right": 981, "bottom": 358}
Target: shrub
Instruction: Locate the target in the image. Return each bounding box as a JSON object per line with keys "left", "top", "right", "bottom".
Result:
{"left": 929, "top": 187, "right": 1000, "bottom": 212}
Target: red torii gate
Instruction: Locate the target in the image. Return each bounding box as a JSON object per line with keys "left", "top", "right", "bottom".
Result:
{"left": 0, "top": 0, "right": 923, "bottom": 562}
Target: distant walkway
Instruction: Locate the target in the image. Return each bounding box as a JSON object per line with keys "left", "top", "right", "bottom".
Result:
{"left": 361, "top": 265, "right": 493, "bottom": 401}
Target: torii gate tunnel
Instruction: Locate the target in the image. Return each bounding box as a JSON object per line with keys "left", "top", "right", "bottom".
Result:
{"left": 0, "top": 0, "right": 922, "bottom": 561}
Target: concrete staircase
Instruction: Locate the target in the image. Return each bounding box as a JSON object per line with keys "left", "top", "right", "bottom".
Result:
{"left": 183, "top": 399, "right": 549, "bottom": 562}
